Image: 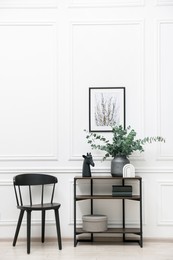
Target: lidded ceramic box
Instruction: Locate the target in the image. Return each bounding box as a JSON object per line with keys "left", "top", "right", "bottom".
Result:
{"left": 82, "top": 215, "right": 107, "bottom": 232}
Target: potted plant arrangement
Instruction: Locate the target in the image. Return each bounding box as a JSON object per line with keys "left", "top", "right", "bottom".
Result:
{"left": 85, "top": 125, "right": 165, "bottom": 177}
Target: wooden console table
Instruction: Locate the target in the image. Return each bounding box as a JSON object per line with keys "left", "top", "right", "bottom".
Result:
{"left": 74, "top": 176, "right": 143, "bottom": 247}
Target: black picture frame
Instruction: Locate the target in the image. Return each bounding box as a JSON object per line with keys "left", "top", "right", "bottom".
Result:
{"left": 89, "top": 87, "right": 126, "bottom": 132}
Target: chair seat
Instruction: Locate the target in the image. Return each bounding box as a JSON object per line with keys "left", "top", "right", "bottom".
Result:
{"left": 18, "top": 203, "right": 61, "bottom": 211}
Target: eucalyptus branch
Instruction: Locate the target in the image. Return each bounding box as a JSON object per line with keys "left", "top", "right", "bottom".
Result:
{"left": 84, "top": 126, "right": 165, "bottom": 160}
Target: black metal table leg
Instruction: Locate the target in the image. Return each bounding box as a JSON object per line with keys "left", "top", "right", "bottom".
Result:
{"left": 122, "top": 178, "right": 125, "bottom": 242}
{"left": 74, "top": 178, "right": 77, "bottom": 247}
{"left": 139, "top": 178, "right": 143, "bottom": 247}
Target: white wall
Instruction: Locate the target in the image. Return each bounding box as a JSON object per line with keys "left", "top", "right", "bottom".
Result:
{"left": 0, "top": 0, "right": 173, "bottom": 240}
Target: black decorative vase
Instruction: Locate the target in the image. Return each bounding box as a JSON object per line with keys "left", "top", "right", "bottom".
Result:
{"left": 111, "top": 156, "right": 130, "bottom": 177}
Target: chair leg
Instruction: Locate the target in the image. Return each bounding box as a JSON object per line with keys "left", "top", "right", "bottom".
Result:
{"left": 13, "top": 209, "right": 25, "bottom": 247}
{"left": 41, "top": 210, "right": 46, "bottom": 243}
{"left": 27, "top": 210, "right": 31, "bottom": 254}
{"left": 54, "top": 209, "right": 62, "bottom": 250}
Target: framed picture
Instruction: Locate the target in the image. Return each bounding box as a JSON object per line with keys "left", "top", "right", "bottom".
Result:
{"left": 89, "top": 87, "right": 125, "bottom": 132}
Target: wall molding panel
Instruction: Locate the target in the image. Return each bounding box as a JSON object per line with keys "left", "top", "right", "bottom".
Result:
{"left": 0, "top": 219, "right": 54, "bottom": 226}
{"left": 0, "top": 180, "right": 12, "bottom": 186}
{"left": 157, "top": 181, "right": 173, "bottom": 225}
{"left": 156, "top": 0, "right": 173, "bottom": 6}
{"left": 0, "top": 0, "right": 58, "bottom": 9}
{"left": 156, "top": 20, "right": 173, "bottom": 161}
{"left": 69, "top": 20, "right": 145, "bottom": 161}
{"left": 69, "top": 0, "right": 144, "bottom": 8}
{"left": 0, "top": 167, "right": 173, "bottom": 174}
{"left": 0, "top": 22, "right": 59, "bottom": 162}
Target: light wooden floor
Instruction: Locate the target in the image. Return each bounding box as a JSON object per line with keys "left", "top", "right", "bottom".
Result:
{"left": 1, "top": 239, "right": 173, "bottom": 260}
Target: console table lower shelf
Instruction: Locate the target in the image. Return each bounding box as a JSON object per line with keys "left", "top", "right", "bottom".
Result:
{"left": 75, "top": 227, "right": 142, "bottom": 247}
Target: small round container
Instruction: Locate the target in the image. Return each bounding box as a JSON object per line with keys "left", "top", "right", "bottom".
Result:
{"left": 82, "top": 215, "right": 107, "bottom": 232}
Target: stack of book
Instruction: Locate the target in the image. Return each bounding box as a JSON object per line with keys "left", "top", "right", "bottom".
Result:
{"left": 112, "top": 185, "right": 132, "bottom": 197}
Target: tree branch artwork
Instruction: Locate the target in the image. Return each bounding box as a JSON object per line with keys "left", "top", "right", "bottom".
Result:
{"left": 94, "top": 93, "right": 120, "bottom": 127}
{"left": 89, "top": 87, "right": 125, "bottom": 132}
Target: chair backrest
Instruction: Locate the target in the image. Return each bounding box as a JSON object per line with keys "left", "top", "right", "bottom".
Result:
{"left": 13, "top": 173, "right": 58, "bottom": 207}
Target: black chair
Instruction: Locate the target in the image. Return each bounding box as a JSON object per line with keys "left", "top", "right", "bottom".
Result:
{"left": 12, "top": 173, "right": 62, "bottom": 254}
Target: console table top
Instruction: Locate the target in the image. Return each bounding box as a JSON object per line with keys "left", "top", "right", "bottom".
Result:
{"left": 74, "top": 175, "right": 142, "bottom": 180}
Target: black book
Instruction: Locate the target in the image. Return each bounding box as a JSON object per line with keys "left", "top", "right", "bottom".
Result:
{"left": 112, "top": 185, "right": 132, "bottom": 192}
{"left": 112, "top": 191, "right": 132, "bottom": 197}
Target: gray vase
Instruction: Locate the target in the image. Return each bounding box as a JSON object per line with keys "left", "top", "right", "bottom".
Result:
{"left": 111, "top": 156, "right": 130, "bottom": 177}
